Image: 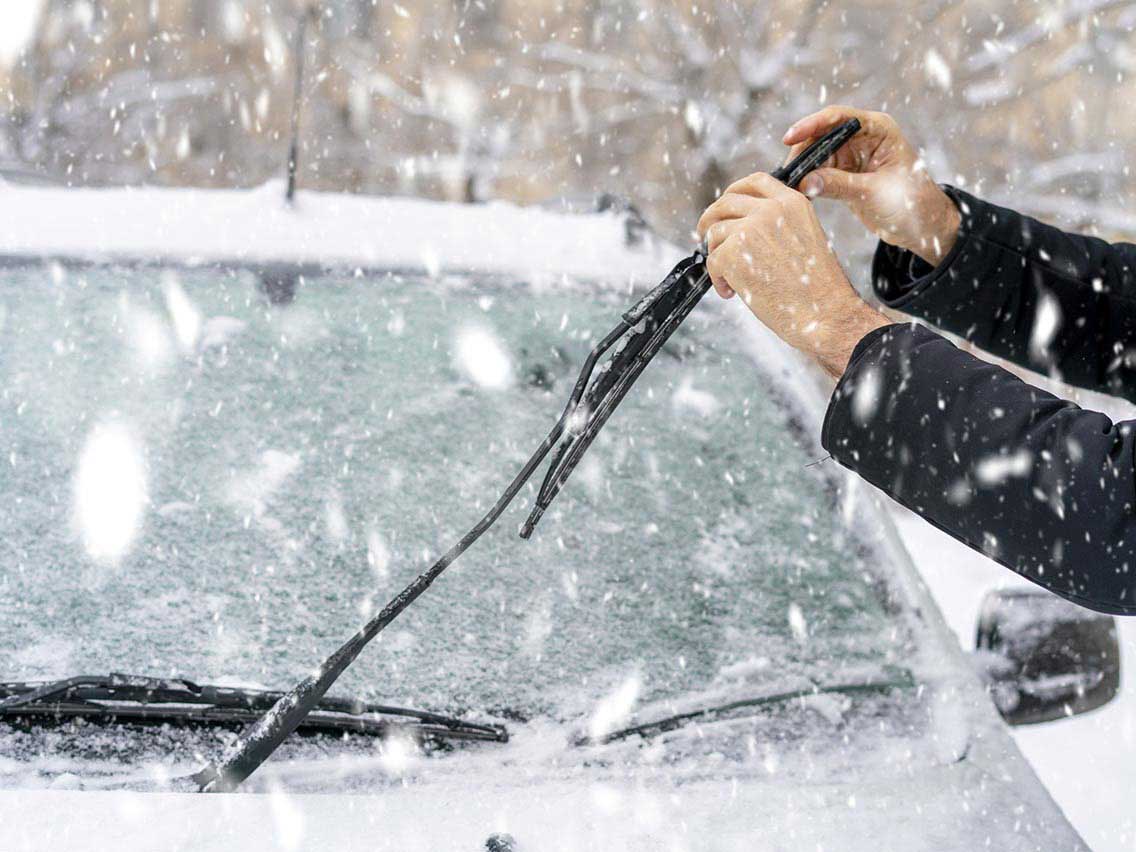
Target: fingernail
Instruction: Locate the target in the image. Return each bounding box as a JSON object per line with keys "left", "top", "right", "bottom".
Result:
{"left": 781, "top": 125, "right": 797, "bottom": 143}
{"left": 803, "top": 176, "right": 823, "bottom": 197}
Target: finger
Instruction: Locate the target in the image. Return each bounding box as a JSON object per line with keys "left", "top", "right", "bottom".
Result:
{"left": 781, "top": 139, "right": 811, "bottom": 166}
{"left": 706, "top": 233, "right": 756, "bottom": 299}
{"left": 782, "top": 105, "right": 872, "bottom": 146}
{"left": 705, "top": 238, "right": 740, "bottom": 296}
{"left": 797, "top": 167, "right": 873, "bottom": 203}
{"left": 705, "top": 218, "right": 746, "bottom": 252}
{"left": 696, "top": 192, "right": 763, "bottom": 238}
{"left": 721, "top": 172, "right": 796, "bottom": 203}
{"left": 705, "top": 223, "right": 743, "bottom": 299}
{"left": 782, "top": 104, "right": 897, "bottom": 150}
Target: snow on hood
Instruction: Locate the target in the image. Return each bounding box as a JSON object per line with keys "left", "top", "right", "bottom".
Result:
{"left": 0, "top": 759, "right": 1083, "bottom": 852}
{"left": 0, "top": 181, "right": 683, "bottom": 285}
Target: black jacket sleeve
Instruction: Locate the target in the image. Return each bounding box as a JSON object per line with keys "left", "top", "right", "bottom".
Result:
{"left": 872, "top": 186, "right": 1136, "bottom": 402}
{"left": 822, "top": 323, "right": 1136, "bottom": 615}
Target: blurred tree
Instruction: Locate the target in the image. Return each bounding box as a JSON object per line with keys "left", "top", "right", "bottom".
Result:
{"left": 2, "top": 0, "right": 1134, "bottom": 249}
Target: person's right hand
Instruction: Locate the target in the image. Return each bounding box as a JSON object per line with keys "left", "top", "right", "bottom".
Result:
{"left": 782, "top": 106, "right": 960, "bottom": 265}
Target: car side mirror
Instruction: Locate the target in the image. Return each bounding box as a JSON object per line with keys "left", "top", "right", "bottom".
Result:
{"left": 974, "top": 588, "right": 1120, "bottom": 726}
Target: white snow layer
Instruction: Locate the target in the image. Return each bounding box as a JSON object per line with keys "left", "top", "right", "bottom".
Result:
{"left": 0, "top": 762, "right": 1079, "bottom": 852}
{"left": 0, "top": 181, "right": 680, "bottom": 284}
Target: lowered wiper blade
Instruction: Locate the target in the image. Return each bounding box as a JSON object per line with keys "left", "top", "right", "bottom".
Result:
{"left": 585, "top": 673, "right": 915, "bottom": 745}
{"left": 193, "top": 118, "right": 863, "bottom": 793}
{"left": 0, "top": 674, "right": 507, "bottom": 743}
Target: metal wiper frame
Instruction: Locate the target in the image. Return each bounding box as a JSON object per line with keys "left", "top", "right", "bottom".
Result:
{"left": 522, "top": 117, "right": 862, "bottom": 534}
{"left": 520, "top": 251, "right": 711, "bottom": 537}
{"left": 191, "top": 118, "right": 863, "bottom": 793}
{"left": 0, "top": 673, "right": 507, "bottom": 742}
{"left": 582, "top": 671, "right": 915, "bottom": 745}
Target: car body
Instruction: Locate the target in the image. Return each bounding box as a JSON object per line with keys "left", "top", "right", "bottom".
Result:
{"left": 891, "top": 463, "right": 1136, "bottom": 852}
{"left": 0, "top": 183, "right": 1087, "bottom": 850}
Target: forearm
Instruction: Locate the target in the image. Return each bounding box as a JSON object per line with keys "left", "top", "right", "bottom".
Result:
{"left": 823, "top": 323, "right": 1136, "bottom": 615}
{"left": 872, "top": 187, "right": 1136, "bottom": 401}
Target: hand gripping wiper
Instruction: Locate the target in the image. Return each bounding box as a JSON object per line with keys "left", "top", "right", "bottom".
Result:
{"left": 192, "top": 118, "right": 862, "bottom": 793}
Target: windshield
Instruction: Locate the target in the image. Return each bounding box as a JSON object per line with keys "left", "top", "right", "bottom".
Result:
{"left": 0, "top": 264, "right": 919, "bottom": 771}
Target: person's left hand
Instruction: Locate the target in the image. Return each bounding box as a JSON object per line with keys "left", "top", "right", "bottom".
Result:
{"left": 696, "top": 172, "right": 890, "bottom": 378}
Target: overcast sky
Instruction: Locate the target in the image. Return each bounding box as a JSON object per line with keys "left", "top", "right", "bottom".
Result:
{"left": 0, "top": 0, "right": 44, "bottom": 66}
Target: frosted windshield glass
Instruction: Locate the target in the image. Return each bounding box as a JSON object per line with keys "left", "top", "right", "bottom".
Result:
{"left": 0, "top": 266, "right": 912, "bottom": 717}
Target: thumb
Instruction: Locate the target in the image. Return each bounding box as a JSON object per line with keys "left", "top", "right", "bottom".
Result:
{"left": 799, "top": 168, "right": 872, "bottom": 203}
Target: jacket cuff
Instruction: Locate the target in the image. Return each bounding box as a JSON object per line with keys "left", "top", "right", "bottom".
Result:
{"left": 870, "top": 185, "right": 980, "bottom": 309}
{"left": 821, "top": 322, "right": 941, "bottom": 460}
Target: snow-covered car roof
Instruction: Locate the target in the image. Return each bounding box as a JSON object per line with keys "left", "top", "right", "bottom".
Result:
{"left": 0, "top": 180, "right": 683, "bottom": 285}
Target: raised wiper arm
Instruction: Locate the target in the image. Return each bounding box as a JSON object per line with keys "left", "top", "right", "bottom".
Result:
{"left": 0, "top": 673, "right": 506, "bottom": 742}
{"left": 192, "top": 119, "right": 863, "bottom": 793}
{"left": 520, "top": 251, "right": 709, "bottom": 537}
{"left": 520, "top": 117, "right": 862, "bottom": 537}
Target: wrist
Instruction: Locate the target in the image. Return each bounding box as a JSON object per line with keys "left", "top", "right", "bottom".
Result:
{"left": 905, "top": 185, "right": 960, "bottom": 266}
{"left": 813, "top": 302, "right": 891, "bottom": 380}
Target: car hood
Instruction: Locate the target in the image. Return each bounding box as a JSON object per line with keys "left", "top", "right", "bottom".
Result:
{"left": 0, "top": 753, "right": 1085, "bottom": 852}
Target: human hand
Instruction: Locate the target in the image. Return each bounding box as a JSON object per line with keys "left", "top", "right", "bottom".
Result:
{"left": 696, "top": 172, "right": 890, "bottom": 379}
{"left": 782, "top": 106, "right": 960, "bottom": 265}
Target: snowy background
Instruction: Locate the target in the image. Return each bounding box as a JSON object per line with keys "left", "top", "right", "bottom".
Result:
{"left": 3, "top": 0, "right": 1136, "bottom": 253}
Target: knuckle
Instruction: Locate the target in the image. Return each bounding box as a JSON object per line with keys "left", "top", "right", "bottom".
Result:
{"left": 726, "top": 176, "right": 756, "bottom": 195}
{"left": 697, "top": 206, "right": 721, "bottom": 232}
{"left": 749, "top": 206, "right": 773, "bottom": 227}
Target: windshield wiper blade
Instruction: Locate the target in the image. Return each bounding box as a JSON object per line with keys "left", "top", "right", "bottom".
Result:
{"left": 520, "top": 252, "right": 709, "bottom": 536}
{"left": 192, "top": 119, "right": 863, "bottom": 793}
{"left": 0, "top": 674, "right": 507, "bottom": 742}
{"left": 521, "top": 117, "right": 862, "bottom": 534}
{"left": 585, "top": 673, "right": 916, "bottom": 745}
